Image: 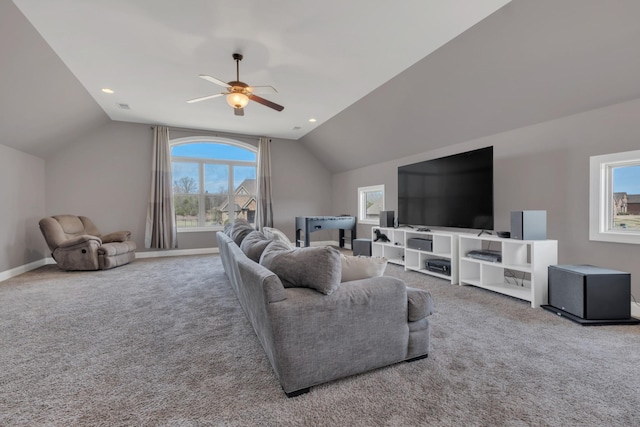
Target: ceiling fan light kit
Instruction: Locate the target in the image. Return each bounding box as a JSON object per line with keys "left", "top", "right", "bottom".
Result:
{"left": 188, "top": 53, "right": 284, "bottom": 115}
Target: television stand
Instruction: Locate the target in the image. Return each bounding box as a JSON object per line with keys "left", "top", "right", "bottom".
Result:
{"left": 371, "top": 226, "right": 458, "bottom": 284}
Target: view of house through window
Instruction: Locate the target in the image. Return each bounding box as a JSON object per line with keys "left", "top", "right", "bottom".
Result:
{"left": 612, "top": 163, "right": 640, "bottom": 231}
{"left": 171, "top": 138, "right": 257, "bottom": 229}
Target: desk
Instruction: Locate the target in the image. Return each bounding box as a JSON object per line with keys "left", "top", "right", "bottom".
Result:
{"left": 295, "top": 216, "right": 357, "bottom": 248}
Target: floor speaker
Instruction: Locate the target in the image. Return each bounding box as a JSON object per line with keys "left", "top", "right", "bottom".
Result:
{"left": 379, "top": 211, "right": 394, "bottom": 227}
{"left": 548, "top": 265, "right": 631, "bottom": 320}
{"left": 511, "top": 210, "right": 546, "bottom": 240}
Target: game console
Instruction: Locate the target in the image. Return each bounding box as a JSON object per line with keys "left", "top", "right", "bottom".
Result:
{"left": 467, "top": 250, "right": 502, "bottom": 263}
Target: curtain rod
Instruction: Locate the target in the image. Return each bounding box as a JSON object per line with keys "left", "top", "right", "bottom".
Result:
{"left": 150, "top": 125, "right": 261, "bottom": 141}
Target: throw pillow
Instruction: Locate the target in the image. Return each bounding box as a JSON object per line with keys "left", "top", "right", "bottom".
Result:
{"left": 259, "top": 241, "right": 342, "bottom": 295}
{"left": 340, "top": 255, "right": 388, "bottom": 282}
{"left": 262, "top": 227, "right": 296, "bottom": 250}
{"left": 230, "top": 219, "right": 255, "bottom": 246}
{"left": 240, "top": 230, "right": 271, "bottom": 262}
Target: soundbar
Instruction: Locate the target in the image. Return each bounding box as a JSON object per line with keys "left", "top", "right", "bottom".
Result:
{"left": 467, "top": 250, "right": 502, "bottom": 263}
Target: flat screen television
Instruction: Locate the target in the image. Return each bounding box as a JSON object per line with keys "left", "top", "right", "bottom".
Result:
{"left": 398, "top": 146, "right": 493, "bottom": 229}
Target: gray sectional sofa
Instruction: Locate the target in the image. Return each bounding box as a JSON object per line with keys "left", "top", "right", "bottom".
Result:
{"left": 216, "top": 220, "right": 434, "bottom": 397}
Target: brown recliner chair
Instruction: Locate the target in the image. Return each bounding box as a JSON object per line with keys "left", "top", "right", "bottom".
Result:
{"left": 39, "top": 215, "right": 137, "bottom": 271}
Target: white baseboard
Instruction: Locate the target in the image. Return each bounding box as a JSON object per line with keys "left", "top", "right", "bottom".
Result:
{"left": 0, "top": 258, "right": 54, "bottom": 282}
{"left": 135, "top": 247, "right": 219, "bottom": 259}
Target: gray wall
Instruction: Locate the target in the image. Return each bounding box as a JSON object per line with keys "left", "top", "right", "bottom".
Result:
{"left": 45, "top": 121, "right": 152, "bottom": 249}
{"left": 0, "top": 144, "right": 46, "bottom": 271}
{"left": 333, "top": 97, "right": 640, "bottom": 298}
{"left": 44, "top": 122, "right": 332, "bottom": 251}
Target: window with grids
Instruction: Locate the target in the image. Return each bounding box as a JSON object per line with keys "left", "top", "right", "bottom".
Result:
{"left": 171, "top": 138, "right": 257, "bottom": 230}
{"left": 590, "top": 150, "right": 640, "bottom": 244}
{"left": 358, "top": 185, "right": 385, "bottom": 224}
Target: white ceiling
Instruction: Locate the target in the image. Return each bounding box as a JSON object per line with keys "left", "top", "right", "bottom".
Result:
{"left": 12, "top": 0, "right": 511, "bottom": 140}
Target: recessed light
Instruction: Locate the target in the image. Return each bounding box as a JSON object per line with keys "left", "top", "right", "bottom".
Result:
{"left": 309, "top": 118, "right": 317, "bottom": 123}
{"left": 101, "top": 88, "right": 114, "bottom": 94}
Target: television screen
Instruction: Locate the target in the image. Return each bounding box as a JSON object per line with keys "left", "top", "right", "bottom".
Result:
{"left": 398, "top": 146, "right": 493, "bottom": 229}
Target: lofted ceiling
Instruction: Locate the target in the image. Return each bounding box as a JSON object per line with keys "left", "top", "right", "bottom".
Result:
{"left": 9, "top": 0, "right": 510, "bottom": 146}
{"left": 6, "top": 1, "right": 640, "bottom": 173}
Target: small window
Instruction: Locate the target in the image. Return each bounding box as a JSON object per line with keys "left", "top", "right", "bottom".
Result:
{"left": 590, "top": 150, "right": 640, "bottom": 244}
{"left": 358, "top": 185, "right": 385, "bottom": 225}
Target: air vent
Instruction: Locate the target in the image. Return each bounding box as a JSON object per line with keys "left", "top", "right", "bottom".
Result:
{"left": 117, "top": 103, "right": 131, "bottom": 110}
{"left": 292, "top": 126, "right": 301, "bottom": 130}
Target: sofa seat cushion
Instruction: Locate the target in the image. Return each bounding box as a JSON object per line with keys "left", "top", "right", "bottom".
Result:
{"left": 340, "top": 255, "right": 388, "bottom": 282}
{"left": 240, "top": 230, "right": 271, "bottom": 262}
{"left": 259, "top": 240, "right": 342, "bottom": 295}
{"left": 406, "top": 287, "right": 434, "bottom": 321}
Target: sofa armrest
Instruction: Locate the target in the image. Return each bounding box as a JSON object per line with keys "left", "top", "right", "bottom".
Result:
{"left": 100, "top": 231, "right": 131, "bottom": 243}
{"left": 267, "top": 276, "right": 411, "bottom": 392}
{"left": 406, "top": 287, "right": 434, "bottom": 321}
{"left": 57, "top": 234, "right": 102, "bottom": 249}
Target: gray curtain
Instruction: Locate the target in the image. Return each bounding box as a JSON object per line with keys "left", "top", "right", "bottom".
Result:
{"left": 256, "top": 137, "right": 274, "bottom": 231}
{"left": 144, "top": 126, "right": 177, "bottom": 249}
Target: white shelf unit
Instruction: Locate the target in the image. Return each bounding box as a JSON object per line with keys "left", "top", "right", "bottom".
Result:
{"left": 458, "top": 234, "right": 558, "bottom": 308}
{"left": 371, "top": 227, "right": 406, "bottom": 266}
{"left": 371, "top": 227, "right": 458, "bottom": 284}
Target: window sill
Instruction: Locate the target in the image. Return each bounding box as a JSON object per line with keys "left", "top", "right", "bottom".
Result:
{"left": 177, "top": 227, "right": 223, "bottom": 233}
{"left": 359, "top": 219, "right": 379, "bottom": 226}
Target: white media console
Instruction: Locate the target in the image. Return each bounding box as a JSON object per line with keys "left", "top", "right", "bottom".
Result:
{"left": 371, "top": 227, "right": 558, "bottom": 308}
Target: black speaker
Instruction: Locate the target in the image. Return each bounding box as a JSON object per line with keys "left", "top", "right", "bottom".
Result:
{"left": 379, "top": 211, "right": 394, "bottom": 227}
{"left": 548, "top": 265, "right": 631, "bottom": 320}
{"left": 511, "top": 210, "right": 546, "bottom": 240}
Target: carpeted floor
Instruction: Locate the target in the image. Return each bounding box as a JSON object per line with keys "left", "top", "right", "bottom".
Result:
{"left": 1, "top": 254, "right": 639, "bottom": 426}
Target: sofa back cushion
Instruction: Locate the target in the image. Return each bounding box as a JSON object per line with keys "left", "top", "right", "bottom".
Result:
{"left": 262, "top": 227, "right": 296, "bottom": 250}
{"left": 259, "top": 240, "right": 342, "bottom": 295}
{"left": 240, "top": 230, "right": 271, "bottom": 262}
{"left": 230, "top": 219, "right": 255, "bottom": 246}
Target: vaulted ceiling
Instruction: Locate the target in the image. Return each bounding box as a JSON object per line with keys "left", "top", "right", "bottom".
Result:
{"left": 4, "top": 1, "right": 640, "bottom": 173}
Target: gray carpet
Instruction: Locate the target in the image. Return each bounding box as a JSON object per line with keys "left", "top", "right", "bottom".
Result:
{"left": 1, "top": 255, "right": 639, "bottom": 426}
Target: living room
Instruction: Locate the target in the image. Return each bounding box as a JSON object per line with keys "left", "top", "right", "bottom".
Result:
{"left": 2, "top": 0, "right": 640, "bottom": 425}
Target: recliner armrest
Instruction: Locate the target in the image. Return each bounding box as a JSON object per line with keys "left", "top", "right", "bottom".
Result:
{"left": 57, "top": 234, "right": 102, "bottom": 249}
{"left": 100, "top": 231, "right": 131, "bottom": 243}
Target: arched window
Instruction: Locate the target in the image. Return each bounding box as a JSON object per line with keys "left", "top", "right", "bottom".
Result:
{"left": 170, "top": 137, "right": 257, "bottom": 230}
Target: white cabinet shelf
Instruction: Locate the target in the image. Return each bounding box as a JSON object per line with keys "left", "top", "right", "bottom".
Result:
{"left": 372, "top": 227, "right": 458, "bottom": 284}
{"left": 458, "top": 234, "right": 557, "bottom": 308}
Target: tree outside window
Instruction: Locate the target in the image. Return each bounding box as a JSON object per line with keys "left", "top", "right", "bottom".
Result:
{"left": 171, "top": 138, "right": 257, "bottom": 230}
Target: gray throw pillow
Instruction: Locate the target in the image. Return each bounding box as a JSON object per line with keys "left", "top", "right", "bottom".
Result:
{"left": 259, "top": 240, "right": 342, "bottom": 295}
{"left": 240, "top": 230, "right": 271, "bottom": 262}
{"left": 230, "top": 219, "right": 255, "bottom": 246}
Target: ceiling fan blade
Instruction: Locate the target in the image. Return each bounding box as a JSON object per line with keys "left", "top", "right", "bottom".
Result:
{"left": 234, "top": 107, "right": 245, "bottom": 116}
{"left": 186, "top": 93, "right": 225, "bottom": 104}
{"left": 247, "top": 85, "right": 277, "bottom": 94}
{"left": 199, "top": 74, "right": 231, "bottom": 88}
{"left": 250, "top": 95, "right": 284, "bottom": 111}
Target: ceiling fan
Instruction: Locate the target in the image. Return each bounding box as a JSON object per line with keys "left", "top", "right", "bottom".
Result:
{"left": 187, "top": 53, "right": 284, "bottom": 116}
